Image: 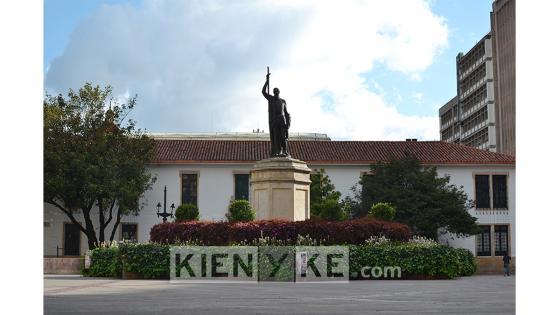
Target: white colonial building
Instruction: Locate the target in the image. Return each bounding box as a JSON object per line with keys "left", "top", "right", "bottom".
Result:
{"left": 44, "top": 132, "right": 515, "bottom": 272}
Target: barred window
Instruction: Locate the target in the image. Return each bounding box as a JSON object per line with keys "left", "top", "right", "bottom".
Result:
{"left": 475, "top": 175, "right": 490, "bottom": 209}
{"left": 475, "top": 174, "right": 508, "bottom": 210}
{"left": 476, "top": 225, "right": 491, "bottom": 256}
{"left": 181, "top": 174, "right": 198, "bottom": 206}
{"left": 494, "top": 225, "right": 509, "bottom": 256}
{"left": 234, "top": 174, "right": 249, "bottom": 201}
{"left": 492, "top": 175, "right": 508, "bottom": 209}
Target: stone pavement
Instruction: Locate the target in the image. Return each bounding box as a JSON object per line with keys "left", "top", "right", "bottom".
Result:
{"left": 44, "top": 275, "right": 515, "bottom": 314}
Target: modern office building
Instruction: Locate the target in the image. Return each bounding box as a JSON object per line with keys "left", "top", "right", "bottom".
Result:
{"left": 439, "top": 96, "right": 459, "bottom": 143}
{"left": 439, "top": 34, "right": 497, "bottom": 152}
{"left": 491, "top": 0, "right": 515, "bottom": 155}
{"left": 439, "top": 0, "right": 515, "bottom": 155}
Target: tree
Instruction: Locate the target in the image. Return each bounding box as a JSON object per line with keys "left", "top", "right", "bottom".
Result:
{"left": 310, "top": 169, "right": 346, "bottom": 220}
{"left": 356, "top": 153, "right": 478, "bottom": 238}
{"left": 44, "top": 83, "right": 156, "bottom": 249}
{"left": 310, "top": 169, "right": 341, "bottom": 204}
{"left": 313, "top": 199, "right": 347, "bottom": 221}
{"left": 368, "top": 202, "right": 396, "bottom": 221}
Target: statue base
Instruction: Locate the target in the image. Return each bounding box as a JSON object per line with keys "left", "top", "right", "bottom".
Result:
{"left": 250, "top": 157, "right": 311, "bottom": 221}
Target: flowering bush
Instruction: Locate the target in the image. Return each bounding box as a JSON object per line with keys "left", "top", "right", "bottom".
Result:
{"left": 364, "top": 235, "right": 391, "bottom": 246}
{"left": 407, "top": 235, "right": 438, "bottom": 247}
{"left": 150, "top": 218, "right": 411, "bottom": 245}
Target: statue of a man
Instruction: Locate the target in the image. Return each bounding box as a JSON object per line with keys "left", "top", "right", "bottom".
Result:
{"left": 262, "top": 71, "right": 290, "bottom": 157}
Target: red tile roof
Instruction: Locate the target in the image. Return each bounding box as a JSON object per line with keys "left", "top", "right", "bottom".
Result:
{"left": 152, "top": 140, "right": 515, "bottom": 166}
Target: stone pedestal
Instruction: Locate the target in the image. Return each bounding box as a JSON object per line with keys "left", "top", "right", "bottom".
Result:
{"left": 250, "top": 157, "right": 311, "bottom": 221}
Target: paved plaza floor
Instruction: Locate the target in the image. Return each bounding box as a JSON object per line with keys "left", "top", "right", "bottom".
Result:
{"left": 44, "top": 275, "right": 514, "bottom": 314}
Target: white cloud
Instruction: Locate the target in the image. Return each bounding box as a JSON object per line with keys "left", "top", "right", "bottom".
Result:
{"left": 45, "top": 0, "right": 447, "bottom": 140}
{"left": 412, "top": 92, "right": 424, "bottom": 104}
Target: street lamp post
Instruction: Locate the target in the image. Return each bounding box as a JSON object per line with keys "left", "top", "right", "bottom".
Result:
{"left": 156, "top": 186, "right": 175, "bottom": 222}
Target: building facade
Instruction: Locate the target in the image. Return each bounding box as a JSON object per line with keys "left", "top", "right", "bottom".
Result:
{"left": 491, "top": 0, "right": 516, "bottom": 155}
{"left": 439, "top": 34, "right": 497, "bottom": 152}
{"left": 440, "top": 0, "right": 515, "bottom": 155}
{"left": 439, "top": 96, "right": 459, "bottom": 143}
{"left": 44, "top": 134, "right": 515, "bottom": 271}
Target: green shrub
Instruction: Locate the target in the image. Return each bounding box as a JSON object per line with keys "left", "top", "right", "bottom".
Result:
{"left": 311, "top": 199, "right": 346, "bottom": 221}
{"left": 455, "top": 248, "right": 477, "bottom": 276}
{"left": 226, "top": 200, "right": 255, "bottom": 222}
{"left": 349, "top": 244, "right": 473, "bottom": 279}
{"left": 175, "top": 203, "right": 199, "bottom": 222}
{"left": 84, "top": 246, "right": 122, "bottom": 278}
{"left": 368, "top": 202, "right": 396, "bottom": 221}
{"left": 120, "top": 243, "right": 170, "bottom": 279}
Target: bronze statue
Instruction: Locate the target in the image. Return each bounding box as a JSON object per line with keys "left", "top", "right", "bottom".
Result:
{"left": 262, "top": 67, "right": 290, "bottom": 157}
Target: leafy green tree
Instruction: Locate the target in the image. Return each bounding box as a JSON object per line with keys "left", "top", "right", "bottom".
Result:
{"left": 310, "top": 168, "right": 341, "bottom": 204}
{"left": 44, "top": 83, "right": 156, "bottom": 249}
{"left": 356, "top": 153, "right": 478, "bottom": 238}
{"left": 310, "top": 169, "right": 346, "bottom": 220}
{"left": 368, "top": 202, "right": 396, "bottom": 221}
{"left": 175, "top": 203, "right": 199, "bottom": 222}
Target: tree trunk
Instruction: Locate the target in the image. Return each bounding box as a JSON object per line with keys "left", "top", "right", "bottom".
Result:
{"left": 109, "top": 207, "right": 122, "bottom": 242}
{"left": 82, "top": 208, "right": 99, "bottom": 249}
{"left": 98, "top": 202, "right": 106, "bottom": 243}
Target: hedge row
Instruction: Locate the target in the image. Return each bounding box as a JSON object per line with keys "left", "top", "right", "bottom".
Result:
{"left": 150, "top": 218, "right": 411, "bottom": 245}
{"left": 350, "top": 244, "right": 477, "bottom": 279}
{"left": 83, "top": 243, "right": 170, "bottom": 279}
{"left": 83, "top": 243, "right": 476, "bottom": 280}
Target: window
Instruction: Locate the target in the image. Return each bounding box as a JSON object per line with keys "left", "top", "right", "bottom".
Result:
{"left": 121, "top": 223, "right": 138, "bottom": 242}
{"left": 181, "top": 174, "right": 198, "bottom": 205}
{"left": 476, "top": 225, "right": 491, "bottom": 256}
{"left": 475, "top": 174, "right": 508, "bottom": 210}
{"left": 234, "top": 174, "right": 249, "bottom": 200}
{"left": 492, "top": 175, "right": 508, "bottom": 209}
{"left": 494, "top": 225, "right": 509, "bottom": 256}
{"left": 475, "top": 175, "right": 490, "bottom": 209}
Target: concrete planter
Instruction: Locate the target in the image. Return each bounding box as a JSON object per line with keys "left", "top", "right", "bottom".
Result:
{"left": 44, "top": 257, "right": 83, "bottom": 274}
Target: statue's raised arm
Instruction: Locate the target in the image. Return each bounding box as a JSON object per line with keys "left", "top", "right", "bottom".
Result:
{"left": 262, "top": 73, "right": 270, "bottom": 100}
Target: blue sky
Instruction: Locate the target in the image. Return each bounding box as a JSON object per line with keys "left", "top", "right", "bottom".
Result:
{"left": 44, "top": 0, "right": 493, "bottom": 140}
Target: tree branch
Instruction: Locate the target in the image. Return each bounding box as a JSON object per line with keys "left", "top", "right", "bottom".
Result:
{"left": 48, "top": 199, "right": 87, "bottom": 234}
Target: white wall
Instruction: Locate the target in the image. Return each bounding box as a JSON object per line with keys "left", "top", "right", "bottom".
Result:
{"left": 44, "top": 162, "right": 515, "bottom": 256}
{"left": 307, "top": 164, "right": 368, "bottom": 199}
